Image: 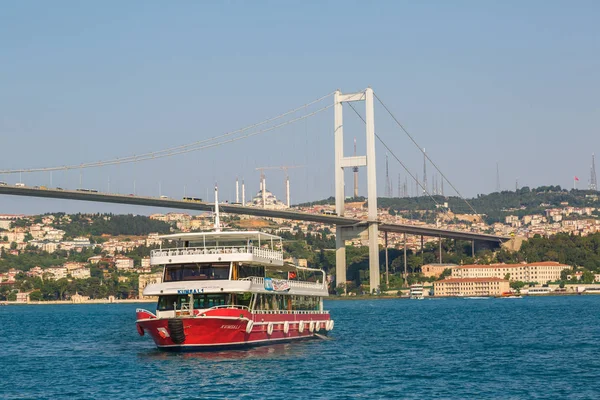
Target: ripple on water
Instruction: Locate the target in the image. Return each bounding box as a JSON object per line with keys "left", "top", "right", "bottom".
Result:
{"left": 1, "top": 297, "right": 600, "bottom": 399}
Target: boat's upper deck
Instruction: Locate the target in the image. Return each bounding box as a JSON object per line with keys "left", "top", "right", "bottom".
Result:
{"left": 151, "top": 231, "right": 284, "bottom": 266}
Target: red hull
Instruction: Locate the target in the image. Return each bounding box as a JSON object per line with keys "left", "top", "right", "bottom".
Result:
{"left": 136, "top": 308, "right": 332, "bottom": 350}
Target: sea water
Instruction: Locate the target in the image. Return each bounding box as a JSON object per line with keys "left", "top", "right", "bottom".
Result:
{"left": 1, "top": 296, "right": 599, "bottom": 399}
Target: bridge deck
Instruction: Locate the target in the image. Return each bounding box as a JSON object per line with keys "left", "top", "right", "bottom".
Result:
{"left": 0, "top": 186, "right": 507, "bottom": 243}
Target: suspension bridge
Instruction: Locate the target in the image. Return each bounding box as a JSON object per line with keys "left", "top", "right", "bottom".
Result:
{"left": 0, "top": 87, "right": 508, "bottom": 292}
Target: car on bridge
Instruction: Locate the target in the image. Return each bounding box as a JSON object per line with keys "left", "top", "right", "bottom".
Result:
{"left": 15, "top": 183, "right": 25, "bottom": 187}
{"left": 183, "top": 197, "right": 203, "bottom": 202}
{"left": 76, "top": 188, "right": 99, "bottom": 193}
{"left": 0, "top": 182, "right": 7, "bottom": 186}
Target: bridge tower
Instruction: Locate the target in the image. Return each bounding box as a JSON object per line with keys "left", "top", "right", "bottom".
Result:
{"left": 334, "top": 88, "right": 380, "bottom": 293}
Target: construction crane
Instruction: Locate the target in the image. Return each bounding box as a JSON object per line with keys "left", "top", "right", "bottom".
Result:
{"left": 254, "top": 165, "right": 305, "bottom": 208}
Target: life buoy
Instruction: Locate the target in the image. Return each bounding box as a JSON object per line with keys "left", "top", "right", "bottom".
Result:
{"left": 283, "top": 321, "right": 290, "bottom": 334}
{"left": 309, "top": 321, "right": 315, "bottom": 333}
{"left": 136, "top": 323, "right": 144, "bottom": 336}
{"left": 246, "top": 320, "right": 254, "bottom": 334}
{"left": 267, "top": 322, "right": 274, "bottom": 335}
{"left": 298, "top": 320, "right": 305, "bottom": 333}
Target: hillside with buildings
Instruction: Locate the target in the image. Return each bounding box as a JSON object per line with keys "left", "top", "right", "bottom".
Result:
{"left": 3, "top": 188, "right": 600, "bottom": 302}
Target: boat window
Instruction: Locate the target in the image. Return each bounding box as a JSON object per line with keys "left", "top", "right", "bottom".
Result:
{"left": 157, "top": 295, "right": 190, "bottom": 311}
{"left": 238, "top": 264, "right": 265, "bottom": 279}
{"left": 192, "top": 294, "right": 231, "bottom": 309}
{"left": 164, "top": 262, "right": 230, "bottom": 282}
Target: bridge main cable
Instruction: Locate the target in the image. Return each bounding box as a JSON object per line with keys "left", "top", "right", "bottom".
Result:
{"left": 1, "top": 92, "right": 335, "bottom": 174}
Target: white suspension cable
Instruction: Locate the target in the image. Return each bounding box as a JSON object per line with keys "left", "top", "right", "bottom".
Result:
{"left": 1, "top": 92, "right": 335, "bottom": 174}
{"left": 346, "top": 102, "right": 442, "bottom": 208}
{"left": 373, "top": 92, "right": 479, "bottom": 216}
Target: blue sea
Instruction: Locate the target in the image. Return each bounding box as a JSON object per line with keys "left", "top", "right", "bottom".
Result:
{"left": 1, "top": 296, "right": 599, "bottom": 399}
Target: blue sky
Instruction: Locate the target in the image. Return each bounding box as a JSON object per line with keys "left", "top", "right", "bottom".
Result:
{"left": 1, "top": 1, "right": 599, "bottom": 215}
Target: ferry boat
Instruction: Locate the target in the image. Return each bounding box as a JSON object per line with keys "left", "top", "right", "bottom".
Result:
{"left": 409, "top": 284, "right": 424, "bottom": 299}
{"left": 135, "top": 188, "right": 333, "bottom": 351}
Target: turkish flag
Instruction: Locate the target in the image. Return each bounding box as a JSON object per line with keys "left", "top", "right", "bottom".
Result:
{"left": 575, "top": 176, "right": 580, "bottom": 181}
{"left": 288, "top": 271, "right": 297, "bottom": 280}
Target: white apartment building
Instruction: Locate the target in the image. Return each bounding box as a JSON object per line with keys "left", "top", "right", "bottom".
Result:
{"left": 452, "top": 262, "right": 570, "bottom": 284}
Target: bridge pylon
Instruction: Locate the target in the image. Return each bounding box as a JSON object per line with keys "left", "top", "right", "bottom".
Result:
{"left": 334, "top": 88, "right": 380, "bottom": 294}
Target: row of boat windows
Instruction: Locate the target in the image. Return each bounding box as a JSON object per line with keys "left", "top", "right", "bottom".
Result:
{"left": 254, "top": 294, "right": 320, "bottom": 311}
{"left": 164, "top": 263, "right": 230, "bottom": 282}
{"left": 163, "top": 263, "right": 268, "bottom": 282}
{"left": 156, "top": 293, "right": 320, "bottom": 311}
{"left": 158, "top": 294, "right": 232, "bottom": 310}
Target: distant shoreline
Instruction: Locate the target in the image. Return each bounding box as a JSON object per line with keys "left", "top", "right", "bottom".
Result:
{"left": 0, "top": 299, "right": 155, "bottom": 306}
{"left": 1, "top": 292, "right": 596, "bottom": 306}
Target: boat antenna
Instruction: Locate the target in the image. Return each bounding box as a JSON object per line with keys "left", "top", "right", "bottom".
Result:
{"left": 214, "top": 184, "right": 221, "bottom": 232}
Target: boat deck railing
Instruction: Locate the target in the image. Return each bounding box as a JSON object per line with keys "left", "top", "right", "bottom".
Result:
{"left": 240, "top": 276, "right": 325, "bottom": 290}
{"left": 151, "top": 245, "right": 283, "bottom": 262}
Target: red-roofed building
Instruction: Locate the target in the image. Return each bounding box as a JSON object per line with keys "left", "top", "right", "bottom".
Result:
{"left": 451, "top": 262, "right": 570, "bottom": 284}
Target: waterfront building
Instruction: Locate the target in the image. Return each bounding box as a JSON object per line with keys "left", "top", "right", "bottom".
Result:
{"left": 422, "top": 263, "right": 457, "bottom": 278}
{"left": 16, "top": 291, "right": 31, "bottom": 303}
{"left": 433, "top": 278, "right": 509, "bottom": 297}
{"left": 451, "top": 262, "right": 570, "bottom": 284}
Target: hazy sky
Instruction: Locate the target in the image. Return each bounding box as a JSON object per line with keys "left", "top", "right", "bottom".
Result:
{"left": 1, "top": 1, "right": 599, "bottom": 215}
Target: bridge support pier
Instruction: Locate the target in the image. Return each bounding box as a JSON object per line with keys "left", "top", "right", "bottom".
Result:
{"left": 368, "top": 222, "right": 380, "bottom": 293}
{"left": 384, "top": 231, "right": 389, "bottom": 286}
{"left": 334, "top": 88, "right": 380, "bottom": 294}
{"left": 335, "top": 226, "right": 347, "bottom": 293}
{"left": 403, "top": 233, "right": 408, "bottom": 286}
{"left": 471, "top": 240, "right": 475, "bottom": 257}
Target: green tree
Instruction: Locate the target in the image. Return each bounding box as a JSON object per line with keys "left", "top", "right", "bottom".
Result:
{"left": 580, "top": 270, "right": 595, "bottom": 284}
{"left": 29, "top": 290, "right": 42, "bottom": 301}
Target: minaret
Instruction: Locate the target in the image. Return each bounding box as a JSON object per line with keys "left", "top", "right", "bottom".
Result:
{"left": 353, "top": 137, "right": 359, "bottom": 198}
{"left": 242, "top": 180, "right": 246, "bottom": 206}
{"left": 261, "top": 173, "right": 266, "bottom": 208}
{"left": 286, "top": 175, "right": 290, "bottom": 208}
{"left": 235, "top": 178, "right": 239, "bottom": 203}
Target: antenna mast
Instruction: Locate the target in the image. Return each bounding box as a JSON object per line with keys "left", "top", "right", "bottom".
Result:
{"left": 496, "top": 162, "right": 500, "bottom": 192}
{"left": 590, "top": 153, "right": 597, "bottom": 191}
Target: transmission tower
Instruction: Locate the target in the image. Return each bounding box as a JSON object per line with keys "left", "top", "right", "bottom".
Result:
{"left": 496, "top": 162, "right": 501, "bottom": 192}
{"left": 385, "top": 153, "right": 392, "bottom": 197}
{"left": 415, "top": 173, "right": 419, "bottom": 197}
{"left": 590, "top": 153, "right": 597, "bottom": 191}
{"left": 397, "top": 173, "right": 402, "bottom": 197}
{"left": 422, "top": 148, "right": 427, "bottom": 195}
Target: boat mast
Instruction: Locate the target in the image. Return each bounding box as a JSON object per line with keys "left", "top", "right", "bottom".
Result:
{"left": 214, "top": 184, "right": 221, "bottom": 232}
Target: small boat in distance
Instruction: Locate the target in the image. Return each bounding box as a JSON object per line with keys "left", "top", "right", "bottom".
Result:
{"left": 463, "top": 296, "right": 492, "bottom": 300}
{"left": 409, "top": 284, "right": 424, "bottom": 300}
{"left": 499, "top": 292, "right": 523, "bottom": 299}
{"left": 135, "top": 186, "right": 333, "bottom": 351}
